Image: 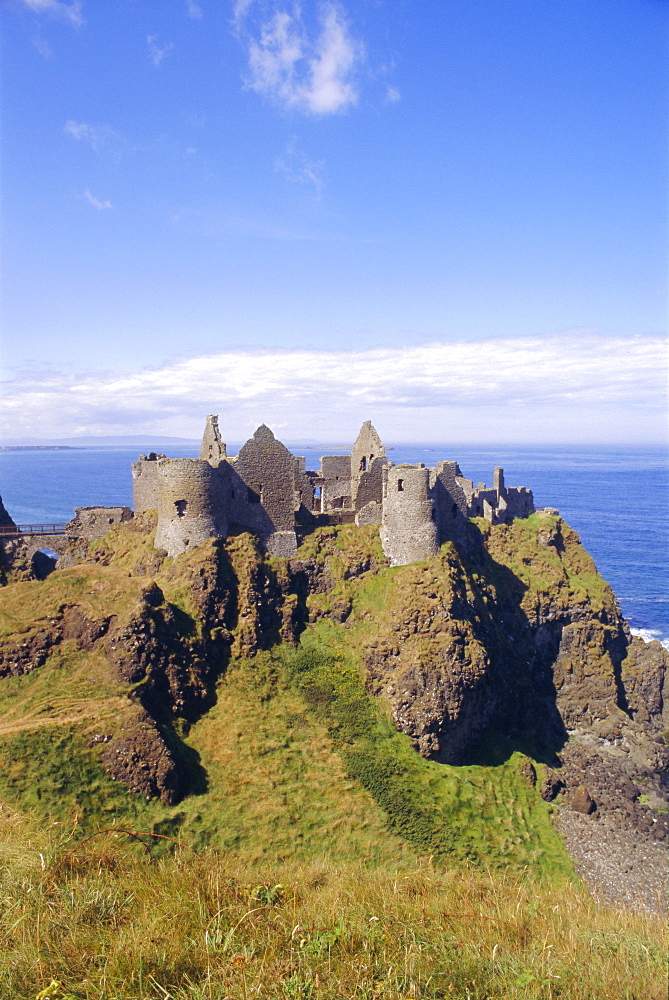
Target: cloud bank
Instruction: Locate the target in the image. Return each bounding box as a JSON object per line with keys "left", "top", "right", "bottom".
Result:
{"left": 1, "top": 335, "right": 666, "bottom": 445}
{"left": 239, "top": 2, "right": 362, "bottom": 114}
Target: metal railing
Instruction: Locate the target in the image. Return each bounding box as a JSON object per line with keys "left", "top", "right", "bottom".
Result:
{"left": 0, "top": 523, "right": 68, "bottom": 537}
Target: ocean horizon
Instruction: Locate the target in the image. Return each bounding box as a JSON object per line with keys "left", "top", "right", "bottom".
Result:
{"left": 1, "top": 442, "right": 667, "bottom": 649}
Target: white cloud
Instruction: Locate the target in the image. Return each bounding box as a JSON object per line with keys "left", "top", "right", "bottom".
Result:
{"left": 186, "top": 0, "right": 202, "bottom": 17}
{"left": 83, "top": 189, "right": 111, "bottom": 210}
{"left": 64, "top": 120, "right": 125, "bottom": 154}
{"left": 242, "top": 2, "right": 362, "bottom": 114}
{"left": 18, "top": 0, "right": 83, "bottom": 28}
{"left": 275, "top": 138, "right": 324, "bottom": 194}
{"left": 147, "top": 35, "right": 174, "bottom": 68}
{"left": 231, "top": 0, "right": 255, "bottom": 33}
{"left": 386, "top": 85, "right": 400, "bottom": 103}
{"left": 1, "top": 335, "right": 666, "bottom": 445}
{"left": 32, "top": 34, "right": 52, "bottom": 58}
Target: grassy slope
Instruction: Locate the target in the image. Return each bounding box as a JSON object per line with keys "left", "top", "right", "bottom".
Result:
{"left": 2, "top": 823, "right": 665, "bottom": 1000}
{"left": 0, "top": 519, "right": 666, "bottom": 997}
{"left": 0, "top": 521, "right": 569, "bottom": 875}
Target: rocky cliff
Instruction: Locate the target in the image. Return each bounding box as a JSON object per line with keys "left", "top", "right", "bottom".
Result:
{"left": 0, "top": 510, "right": 666, "bottom": 848}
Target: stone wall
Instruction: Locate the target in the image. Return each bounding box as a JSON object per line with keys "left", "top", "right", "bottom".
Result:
{"left": 320, "top": 455, "right": 352, "bottom": 512}
{"left": 132, "top": 453, "right": 166, "bottom": 513}
{"left": 199, "top": 415, "right": 226, "bottom": 465}
{"left": 293, "top": 456, "right": 315, "bottom": 513}
{"left": 154, "top": 459, "right": 228, "bottom": 557}
{"left": 229, "top": 425, "right": 298, "bottom": 556}
{"left": 354, "top": 457, "right": 386, "bottom": 512}
{"left": 68, "top": 506, "right": 133, "bottom": 542}
{"left": 432, "top": 462, "right": 470, "bottom": 544}
{"left": 469, "top": 488, "right": 497, "bottom": 518}
{"left": 351, "top": 421, "right": 385, "bottom": 510}
{"left": 502, "top": 486, "right": 534, "bottom": 519}
{"left": 380, "top": 465, "right": 438, "bottom": 567}
{"left": 355, "top": 501, "right": 382, "bottom": 526}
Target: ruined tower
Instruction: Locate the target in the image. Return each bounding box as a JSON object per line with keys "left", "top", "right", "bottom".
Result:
{"left": 154, "top": 459, "right": 228, "bottom": 557}
{"left": 350, "top": 420, "right": 386, "bottom": 512}
{"left": 131, "top": 453, "right": 167, "bottom": 513}
{"left": 380, "top": 464, "right": 438, "bottom": 567}
{"left": 199, "top": 415, "right": 226, "bottom": 465}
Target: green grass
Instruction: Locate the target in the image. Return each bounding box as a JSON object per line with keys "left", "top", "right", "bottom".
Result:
{"left": 0, "top": 515, "right": 665, "bottom": 997}
{"left": 0, "top": 518, "right": 584, "bottom": 874}
{"left": 478, "top": 513, "right": 617, "bottom": 617}
{"left": 0, "top": 723, "right": 155, "bottom": 833}
{"left": 0, "top": 827, "right": 664, "bottom": 1000}
{"left": 281, "top": 633, "right": 572, "bottom": 875}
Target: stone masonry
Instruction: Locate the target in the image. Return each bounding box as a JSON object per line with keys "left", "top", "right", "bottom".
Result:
{"left": 133, "top": 417, "right": 535, "bottom": 564}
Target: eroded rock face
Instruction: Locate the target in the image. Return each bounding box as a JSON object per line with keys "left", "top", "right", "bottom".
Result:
{"left": 1, "top": 511, "right": 666, "bottom": 821}
{"left": 621, "top": 636, "right": 669, "bottom": 728}
{"left": 364, "top": 621, "right": 497, "bottom": 761}
{"left": 105, "top": 585, "right": 214, "bottom": 722}
{"left": 0, "top": 605, "right": 111, "bottom": 679}
{"left": 317, "top": 516, "right": 668, "bottom": 768}
{"left": 100, "top": 709, "right": 183, "bottom": 805}
{"left": 550, "top": 621, "right": 627, "bottom": 728}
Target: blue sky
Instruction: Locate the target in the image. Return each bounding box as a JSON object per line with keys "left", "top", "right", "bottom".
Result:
{"left": 1, "top": 0, "right": 667, "bottom": 444}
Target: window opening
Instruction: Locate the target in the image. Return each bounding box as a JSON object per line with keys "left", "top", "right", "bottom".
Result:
{"left": 175, "top": 500, "right": 187, "bottom": 517}
{"left": 359, "top": 457, "right": 367, "bottom": 472}
{"left": 397, "top": 479, "right": 404, "bottom": 492}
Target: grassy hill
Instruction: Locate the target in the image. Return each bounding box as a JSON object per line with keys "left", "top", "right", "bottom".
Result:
{"left": 0, "top": 517, "right": 665, "bottom": 998}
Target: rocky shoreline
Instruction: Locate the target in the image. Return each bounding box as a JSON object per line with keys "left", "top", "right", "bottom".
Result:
{"left": 550, "top": 718, "right": 668, "bottom": 916}
{"left": 557, "top": 808, "right": 667, "bottom": 916}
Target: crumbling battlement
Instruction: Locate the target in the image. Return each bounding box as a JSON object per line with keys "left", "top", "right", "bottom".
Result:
{"left": 133, "top": 417, "right": 535, "bottom": 564}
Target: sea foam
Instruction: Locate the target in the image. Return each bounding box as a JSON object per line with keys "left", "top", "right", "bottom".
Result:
{"left": 630, "top": 627, "right": 669, "bottom": 653}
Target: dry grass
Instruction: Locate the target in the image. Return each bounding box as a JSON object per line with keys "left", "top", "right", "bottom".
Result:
{"left": 1, "top": 822, "right": 665, "bottom": 1000}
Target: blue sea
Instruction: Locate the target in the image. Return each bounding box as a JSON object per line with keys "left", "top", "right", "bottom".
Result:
{"left": 1, "top": 444, "right": 667, "bottom": 649}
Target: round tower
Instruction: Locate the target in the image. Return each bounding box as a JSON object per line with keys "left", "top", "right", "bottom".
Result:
{"left": 380, "top": 464, "right": 438, "bottom": 567}
{"left": 154, "top": 459, "right": 227, "bottom": 557}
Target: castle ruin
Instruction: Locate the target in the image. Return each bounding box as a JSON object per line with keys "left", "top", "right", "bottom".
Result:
{"left": 132, "top": 417, "right": 535, "bottom": 566}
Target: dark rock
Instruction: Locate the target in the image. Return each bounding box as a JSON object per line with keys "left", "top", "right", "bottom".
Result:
{"left": 140, "top": 581, "right": 164, "bottom": 607}
{"left": 105, "top": 602, "right": 212, "bottom": 720}
{"left": 0, "top": 622, "right": 62, "bottom": 678}
{"left": 519, "top": 758, "right": 536, "bottom": 786}
{"left": 570, "top": 785, "right": 596, "bottom": 814}
{"left": 0, "top": 496, "right": 16, "bottom": 529}
{"left": 100, "top": 710, "right": 183, "bottom": 805}
{"left": 540, "top": 769, "right": 565, "bottom": 802}
{"left": 621, "top": 635, "right": 669, "bottom": 729}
